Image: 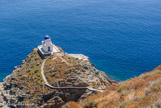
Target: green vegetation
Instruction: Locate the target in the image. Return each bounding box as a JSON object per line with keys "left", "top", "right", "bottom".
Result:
{"left": 9, "top": 49, "right": 56, "bottom": 104}
{"left": 63, "top": 64, "right": 161, "bottom": 108}
{"left": 44, "top": 53, "right": 83, "bottom": 86}
{"left": 119, "top": 100, "right": 128, "bottom": 108}
{"left": 117, "top": 85, "right": 126, "bottom": 93}
{"left": 141, "top": 70, "right": 161, "bottom": 79}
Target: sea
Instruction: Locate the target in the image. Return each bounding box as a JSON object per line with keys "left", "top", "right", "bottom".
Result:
{"left": 0, "top": 0, "right": 161, "bottom": 82}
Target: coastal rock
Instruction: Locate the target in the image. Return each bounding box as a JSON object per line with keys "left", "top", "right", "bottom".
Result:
{"left": 0, "top": 83, "right": 9, "bottom": 108}
{"left": 0, "top": 47, "right": 113, "bottom": 108}
{"left": 63, "top": 65, "right": 161, "bottom": 108}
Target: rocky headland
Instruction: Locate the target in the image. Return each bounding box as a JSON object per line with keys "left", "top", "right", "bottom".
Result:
{"left": 0, "top": 47, "right": 113, "bottom": 108}
{"left": 1, "top": 46, "right": 160, "bottom": 108}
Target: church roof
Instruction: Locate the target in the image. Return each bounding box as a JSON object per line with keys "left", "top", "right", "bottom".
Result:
{"left": 44, "top": 35, "right": 50, "bottom": 40}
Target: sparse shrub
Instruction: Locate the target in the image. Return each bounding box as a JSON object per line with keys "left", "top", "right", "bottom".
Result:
{"left": 144, "top": 87, "right": 152, "bottom": 96}
{"left": 120, "top": 90, "right": 129, "bottom": 97}
{"left": 34, "top": 70, "right": 39, "bottom": 73}
{"left": 145, "top": 75, "right": 161, "bottom": 82}
{"left": 128, "top": 79, "right": 145, "bottom": 90}
{"left": 36, "top": 63, "right": 39, "bottom": 66}
{"left": 119, "top": 101, "right": 127, "bottom": 108}
{"left": 35, "top": 58, "right": 39, "bottom": 60}
{"left": 120, "top": 99, "right": 135, "bottom": 108}
{"left": 155, "top": 102, "right": 161, "bottom": 108}
{"left": 149, "top": 86, "right": 161, "bottom": 94}
{"left": 144, "top": 83, "right": 161, "bottom": 96}
{"left": 117, "top": 85, "right": 126, "bottom": 93}
{"left": 91, "top": 82, "right": 98, "bottom": 89}
{"left": 141, "top": 70, "right": 161, "bottom": 79}
{"left": 131, "top": 96, "right": 138, "bottom": 101}
{"left": 52, "top": 73, "right": 55, "bottom": 77}
{"left": 150, "top": 97, "right": 161, "bottom": 108}
{"left": 83, "top": 99, "right": 98, "bottom": 108}
{"left": 23, "top": 74, "right": 28, "bottom": 78}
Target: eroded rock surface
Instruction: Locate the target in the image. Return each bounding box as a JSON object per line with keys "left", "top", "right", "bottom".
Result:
{"left": 0, "top": 47, "right": 112, "bottom": 108}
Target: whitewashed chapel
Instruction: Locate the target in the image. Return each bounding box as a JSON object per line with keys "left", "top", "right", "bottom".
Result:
{"left": 38, "top": 35, "right": 60, "bottom": 57}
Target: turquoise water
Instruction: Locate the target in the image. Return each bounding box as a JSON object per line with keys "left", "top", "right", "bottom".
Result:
{"left": 0, "top": 0, "right": 161, "bottom": 82}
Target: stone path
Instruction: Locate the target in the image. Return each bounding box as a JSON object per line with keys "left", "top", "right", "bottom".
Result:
{"left": 41, "top": 57, "right": 50, "bottom": 85}
{"left": 41, "top": 56, "right": 104, "bottom": 92}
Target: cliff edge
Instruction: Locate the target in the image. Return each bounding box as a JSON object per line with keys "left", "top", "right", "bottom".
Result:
{"left": 0, "top": 47, "right": 112, "bottom": 108}
{"left": 63, "top": 65, "right": 161, "bottom": 108}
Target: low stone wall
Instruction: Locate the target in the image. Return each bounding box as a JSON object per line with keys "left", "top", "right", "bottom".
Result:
{"left": 37, "top": 46, "right": 51, "bottom": 59}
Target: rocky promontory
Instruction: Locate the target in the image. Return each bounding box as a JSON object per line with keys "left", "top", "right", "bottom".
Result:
{"left": 0, "top": 47, "right": 113, "bottom": 108}
{"left": 63, "top": 65, "right": 161, "bottom": 108}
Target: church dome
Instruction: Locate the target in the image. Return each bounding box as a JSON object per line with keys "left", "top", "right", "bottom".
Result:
{"left": 44, "top": 35, "right": 50, "bottom": 40}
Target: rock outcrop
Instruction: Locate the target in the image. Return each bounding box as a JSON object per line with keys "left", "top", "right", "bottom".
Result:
{"left": 0, "top": 47, "right": 112, "bottom": 108}
{"left": 63, "top": 65, "right": 161, "bottom": 108}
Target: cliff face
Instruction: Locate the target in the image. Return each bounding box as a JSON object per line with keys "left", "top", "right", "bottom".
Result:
{"left": 2, "top": 46, "right": 160, "bottom": 108}
{"left": 0, "top": 47, "right": 112, "bottom": 108}
{"left": 63, "top": 65, "right": 161, "bottom": 108}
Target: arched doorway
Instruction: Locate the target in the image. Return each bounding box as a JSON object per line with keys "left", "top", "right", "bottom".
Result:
{"left": 48, "top": 47, "right": 50, "bottom": 52}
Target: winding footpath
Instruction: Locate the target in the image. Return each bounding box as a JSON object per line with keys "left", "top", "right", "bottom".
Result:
{"left": 41, "top": 56, "right": 104, "bottom": 92}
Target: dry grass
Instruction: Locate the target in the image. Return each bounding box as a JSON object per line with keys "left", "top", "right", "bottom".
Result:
{"left": 44, "top": 53, "right": 84, "bottom": 87}
{"left": 9, "top": 49, "right": 58, "bottom": 105}
{"left": 64, "top": 65, "right": 161, "bottom": 108}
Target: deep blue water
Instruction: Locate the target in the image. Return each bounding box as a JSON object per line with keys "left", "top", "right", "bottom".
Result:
{"left": 0, "top": 0, "right": 161, "bottom": 82}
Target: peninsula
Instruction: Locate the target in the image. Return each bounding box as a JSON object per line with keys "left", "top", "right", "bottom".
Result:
{"left": 0, "top": 35, "right": 160, "bottom": 108}
{"left": 0, "top": 36, "right": 112, "bottom": 108}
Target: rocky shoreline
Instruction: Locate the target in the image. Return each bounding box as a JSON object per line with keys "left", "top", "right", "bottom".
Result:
{"left": 0, "top": 48, "right": 113, "bottom": 108}
{"left": 0, "top": 82, "right": 8, "bottom": 108}
{"left": 0, "top": 82, "right": 4, "bottom": 107}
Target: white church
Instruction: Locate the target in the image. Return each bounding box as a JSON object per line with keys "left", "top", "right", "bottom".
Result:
{"left": 38, "top": 35, "right": 60, "bottom": 57}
